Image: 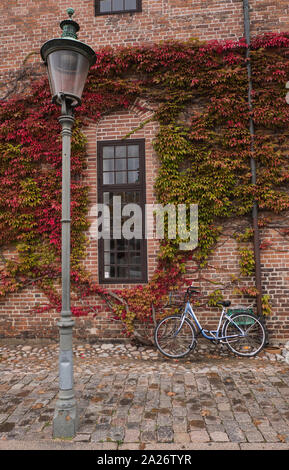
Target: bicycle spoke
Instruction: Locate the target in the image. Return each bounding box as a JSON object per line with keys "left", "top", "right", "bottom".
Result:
{"left": 224, "top": 313, "right": 265, "bottom": 356}
{"left": 154, "top": 315, "right": 196, "bottom": 358}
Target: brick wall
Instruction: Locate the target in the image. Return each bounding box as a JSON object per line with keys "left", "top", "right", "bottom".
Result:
{"left": 1, "top": 0, "right": 289, "bottom": 78}
{"left": 1, "top": 1, "right": 289, "bottom": 343}
{"left": 0, "top": 99, "right": 163, "bottom": 341}
{"left": 184, "top": 220, "right": 289, "bottom": 345}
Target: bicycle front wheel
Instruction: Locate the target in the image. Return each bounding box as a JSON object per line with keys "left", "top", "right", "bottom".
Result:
{"left": 154, "top": 315, "right": 196, "bottom": 359}
{"left": 223, "top": 312, "right": 266, "bottom": 357}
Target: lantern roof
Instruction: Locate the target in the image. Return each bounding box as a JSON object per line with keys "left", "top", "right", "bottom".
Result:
{"left": 40, "top": 8, "right": 96, "bottom": 66}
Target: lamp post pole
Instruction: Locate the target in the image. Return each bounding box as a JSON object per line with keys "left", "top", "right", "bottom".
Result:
{"left": 40, "top": 8, "right": 96, "bottom": 438}
{"left": 53, "top": 98, "right": 77, "bottom": 437}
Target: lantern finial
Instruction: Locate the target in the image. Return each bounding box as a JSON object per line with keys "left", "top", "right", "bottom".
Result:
{"left": 67, "top": 7, "right": 75, "bottom": 18}
{"left": 60, "top": 8, "right": 79, "bottom": 39}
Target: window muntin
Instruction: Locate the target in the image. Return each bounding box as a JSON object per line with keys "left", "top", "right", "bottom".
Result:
{"left": 102, "top": 144, "right": 140, "bottom": 185}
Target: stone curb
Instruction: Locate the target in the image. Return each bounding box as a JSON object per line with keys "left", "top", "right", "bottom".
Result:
{"left": 1, "top": 340, "right": 289, "bottom": 364}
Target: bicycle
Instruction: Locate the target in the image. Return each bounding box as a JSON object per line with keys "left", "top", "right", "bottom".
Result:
{"left": 154, "top": 286, "right": 266, "bottom": 359}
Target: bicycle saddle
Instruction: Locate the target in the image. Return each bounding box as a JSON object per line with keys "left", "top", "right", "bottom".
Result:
{"left": 187, "top": 286, "right": 199, "bottom": 294}
{"left": 217, "top": 301, "right": 231, "bottom": 307}
{"left": 185, "top": 286, "right": 200, "bottom": 300}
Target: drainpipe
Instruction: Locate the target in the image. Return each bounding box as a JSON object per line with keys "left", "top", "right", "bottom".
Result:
{"left": 243, "top": 0, "right": 263, "bottom": 318}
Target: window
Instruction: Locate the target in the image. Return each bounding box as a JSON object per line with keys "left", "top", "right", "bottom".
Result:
{"left": 97, "top": 139, "right": 147, "bottom": 283}
{"left": 95, "top": 0, "right": 142, "bottom": 15}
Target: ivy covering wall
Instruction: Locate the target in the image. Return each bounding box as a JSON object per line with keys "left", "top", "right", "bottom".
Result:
{"left": 1, "top": 33, "right": 289, "bottom": 336}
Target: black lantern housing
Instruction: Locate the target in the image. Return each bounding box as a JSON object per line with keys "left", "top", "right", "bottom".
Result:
{"left": 40, "top": 8, "right": 96, "bottom": 106}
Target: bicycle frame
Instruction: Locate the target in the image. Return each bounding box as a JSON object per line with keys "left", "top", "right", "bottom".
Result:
{"left": 182, "top": 301, "right": 246, "bottom": 342}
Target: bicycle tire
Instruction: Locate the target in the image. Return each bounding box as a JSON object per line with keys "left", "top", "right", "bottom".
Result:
{"left": 222, "top": 312, "right": 266, "bottom": 357}
{"left": 154, "top": 315, "right": 196, "bottom": 359}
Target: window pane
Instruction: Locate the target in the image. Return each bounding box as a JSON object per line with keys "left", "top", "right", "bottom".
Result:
{"left": 103, "top": 146, "right": 114, "bottom": 158}
{"left": 128, "top": 145, "right": 139, "bottom": 157}
{"left": 100, "top": 0, "right": 112, "bottom": 11}
{"left": 125, "top": 0, "right": 136, "bottom": 9}
{"left": 104, "top": 239, "right": 114, "bottom": 250}
{"left": 116, "top": 172, "right": 127, "bottom": 184}
{"left": 115, "top": 146, "right": 126, "bottom": 158}
{"left": 115, "top": 159, "right": 127, "bottom": 170}
{"left": 103, "top": 192, "right": 110, "bottom": 204}
{"left": 104, "top": 252, "right": 115, "bottom": 265}
{"left": 128, "top": 171, "right": 139, "bottom": 183}
{"left": 123, "top": 191, "right": 135, "bottom": 203}
{"left": 117, "top": 252, "right": 127, "bottom": 265}
{"left": 128, "top": 239, "right": 137, "bottom": 249}
{"left": 103, "top": 159, "right": 114, "bottom": 171}
{"left": 117, "top": 267, "right": 127, "bottom": 278}
{"left": 104, "top": 266, "right": 115, "bottom": 278}
{"left": 129, "top": 266, "right": 142, "bottom": 278}
{"left": 130, "top": 254, "right": 141, "bottom": 265}
{"left": 116, "top": 239, "right": 128, "bottom": 250}
{"left": 103, "top": 172, "right": 115, "bottom": 184}
{"left": 104, "top": 192, "right": 116, "bottom": 207}
{"left": 112, "top": 0, "right": 123, "bottom": 10}
{"left": 123, "top": 191, "right": 140, "bottom": 203}
{"left": 128, "top": 158, "right": 139, "bottom": 170}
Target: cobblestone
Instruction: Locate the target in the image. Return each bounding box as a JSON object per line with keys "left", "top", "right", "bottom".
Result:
{"left": 0, "top": 340, "right": 289, "bottom": 449}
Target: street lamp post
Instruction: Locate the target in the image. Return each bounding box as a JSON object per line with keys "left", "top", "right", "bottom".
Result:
{"left": 40, "top": 8, "right": 96, "bottom": 438}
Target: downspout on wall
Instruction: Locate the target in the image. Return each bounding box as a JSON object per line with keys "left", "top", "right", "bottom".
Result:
{"left": 242, "top": 0, "right": 263, "bottom": 318}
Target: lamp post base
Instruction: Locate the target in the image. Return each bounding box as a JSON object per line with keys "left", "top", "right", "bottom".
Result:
{"left": 53, "top": 390, "right": 78, "bottom": 438}
{"left": 53, "top": 317, "right": 78, "bottom": 439}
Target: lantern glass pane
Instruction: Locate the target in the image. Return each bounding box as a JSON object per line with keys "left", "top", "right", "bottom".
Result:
{"left": 47, "top": 49, "right": 90, "bottom": 101}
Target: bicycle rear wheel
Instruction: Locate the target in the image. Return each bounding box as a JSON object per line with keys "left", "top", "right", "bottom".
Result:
{"left": 223, "top": 312, "right": 266, "bottom": 357}
{"left": 154, "top": 315, "right": 196, "bottom": 359}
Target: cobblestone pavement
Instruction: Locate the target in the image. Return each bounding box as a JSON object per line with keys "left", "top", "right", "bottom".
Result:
{"left": 0, "top": 340, "right": 289, "bottom": 450}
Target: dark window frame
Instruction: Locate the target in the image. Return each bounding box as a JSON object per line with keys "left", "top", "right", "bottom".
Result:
{"left": 97, "top": 139, "right": 147, "bottom": 284}
{"left": 95, "top": 0, "right": 142, "bottom": 16}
